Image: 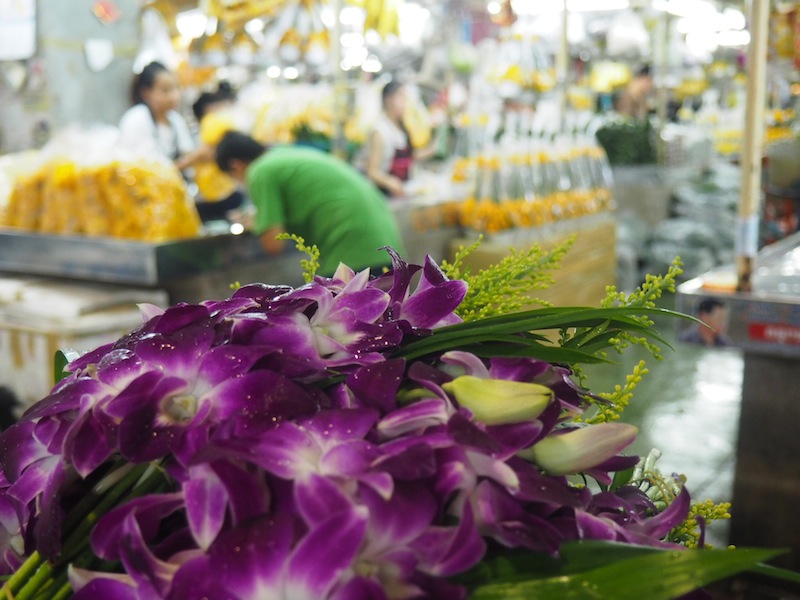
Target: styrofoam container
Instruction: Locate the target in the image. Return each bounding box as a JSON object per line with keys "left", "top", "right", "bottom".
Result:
{"left": 0, "top": 276, "right": 168, "bottom": 409}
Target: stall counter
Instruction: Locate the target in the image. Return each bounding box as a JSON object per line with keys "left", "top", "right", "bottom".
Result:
{"left": 677, "top": 271, "right": 800, "bottom": 570}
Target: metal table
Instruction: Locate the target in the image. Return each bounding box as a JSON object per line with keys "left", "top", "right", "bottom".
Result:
{"left": 0, "top": 229, "right": 307, "bottom": 304}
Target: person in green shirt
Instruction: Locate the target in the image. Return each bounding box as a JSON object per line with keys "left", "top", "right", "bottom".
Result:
{"left": 216, "top": 131, "right": 406, "bottom": 277}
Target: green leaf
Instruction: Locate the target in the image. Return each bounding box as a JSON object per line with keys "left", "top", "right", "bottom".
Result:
{"left": 749, "top": 563, "right": 800, "bottom": 584}
{"left": 460, "top": 342, "right": 610, "bottom": 364}
{"left": 609, "top": 466, "right": 635, "bottom": 491}
{"left": 469, "top": 545, "right": 784, "bottom": 600}
{"left": 395, "top": 306, "right": 685, "bottom": 362}
{"left": 53, "top": 351, "right": 70, "bottom": 385}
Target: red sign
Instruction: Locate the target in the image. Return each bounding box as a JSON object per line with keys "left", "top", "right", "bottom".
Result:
{"left": 749, "top": 323, "right": 800, "bottom": 345}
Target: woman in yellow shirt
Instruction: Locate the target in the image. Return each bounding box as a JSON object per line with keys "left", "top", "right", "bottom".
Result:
{"left": 192, "top": 85, "right": 247, "bottom": 222}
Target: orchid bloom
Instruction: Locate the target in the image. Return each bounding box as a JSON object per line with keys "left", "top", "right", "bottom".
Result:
{"left": 518, "top": 422, "right": 639, "bottom": 476}
{"left": 0, "top": 254, "right": 699, "bottom": 600}
{"left": 442, "top": 375, "right": 553, "bottom": 426}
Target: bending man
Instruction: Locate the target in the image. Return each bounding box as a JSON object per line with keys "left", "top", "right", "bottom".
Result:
{"left": 216, "top": 131, "right": 406, "bottom": 277}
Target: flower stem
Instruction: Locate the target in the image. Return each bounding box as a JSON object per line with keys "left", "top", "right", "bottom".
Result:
{"left": 31, "top": 570, "right": 69, "bottom": 600}
{"left": 5, "top": 461, "right": 170, "bottom": 600}
{"left": 61, "top": 459, "right": 131, "bottom": 535}
{"left": 49, "top": 581, "right": 73, "bottom": 600}
{"left": 0, "top": 551, "right": 44, "bottom": 598}
{"left": 13, "top": 561, "right": 53, "bottom": 600}
{"left": 58, "top": 462, "right": 158, "bottom": 565}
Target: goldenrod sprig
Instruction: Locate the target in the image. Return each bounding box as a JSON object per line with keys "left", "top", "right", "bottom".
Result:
{"left": 669, "top": 499, "right": 732, "bottom": 549}
{"left": 441, "top": 236, "right": 576, "bottom": 322}
{"left": 584, "top": 360, "right": 648, "bottom": 423}
{"left": 277, "top": 233, "right": 320, "bottom": 283}
{"left": 598, "top": 257, "right": 684, "bottom": 359}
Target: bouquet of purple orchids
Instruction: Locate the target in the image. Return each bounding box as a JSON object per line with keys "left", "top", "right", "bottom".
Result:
{"left": 0, "top": 249, "right": 785, "bottom": 599}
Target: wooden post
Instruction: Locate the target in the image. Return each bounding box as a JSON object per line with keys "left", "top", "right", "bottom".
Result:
{"left": 737, "top": 0, "right": 771, "bottom": 292}
{"left": 330, "top": 0, "right": 347, "bottom": 159}
{"left": 556, "top": 1, "right": 569, "bottom": 132}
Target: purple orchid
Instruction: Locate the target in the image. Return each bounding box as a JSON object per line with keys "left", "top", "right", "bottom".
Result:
{"left": 0, "top": 470, "right": 24, "bottom": 575}
{"left": 0, "top": 253, "right": 697, "bottom": 599}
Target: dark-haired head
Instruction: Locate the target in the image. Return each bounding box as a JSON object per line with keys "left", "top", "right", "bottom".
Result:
{"left": 382, "top": 80, "right": 404, "bottom": 105}
{"left": 637, "top": 64, "right": 652, "bottom": 78}
{"left": 192, "top": 91, "right": 218, "bottom": 121}
{"left": 698, "top": 298, "right": 724, "bottom": 315}
{"left": 193, "top": 82, "right": 237, "bottom": 121}
{"left": 216, "top": 131, "right": 267, "bottom": 175}
{"left": 216, "top": 80, "right": 236, "bottom": 102}
{"left": 132, "top": 61, "right": 169, "bottom": 105}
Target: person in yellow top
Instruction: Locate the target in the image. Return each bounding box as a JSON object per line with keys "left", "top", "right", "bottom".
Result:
{"left": 192, "top": 84, "right": 246, "bottom": 222}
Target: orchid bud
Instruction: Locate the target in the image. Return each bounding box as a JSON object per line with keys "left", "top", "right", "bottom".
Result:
{"left": 442, "top": 375, "right": 553, "bottom": 426}
{"left": 518, "top": 422, "right": 638, "bottom": 475}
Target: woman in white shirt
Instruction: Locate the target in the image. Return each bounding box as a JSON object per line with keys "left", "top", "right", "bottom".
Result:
{"left": 118, "top": 61, "right": 205, "bottom": 172}
{"left": 362, "top": 81, "right": 435, "bottom": 198}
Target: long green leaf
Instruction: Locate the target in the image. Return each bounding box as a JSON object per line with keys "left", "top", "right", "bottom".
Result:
{"left": 561, "top": 321, "right": 613, "bottom": 346}
{"left": 397, "top": 331, "right": 605, "bottom": 362}
{"left": 749, "top": 563, "right": 800, "bottom": 584}
{"left": 469, "top": 547, "right": 783, "bottom": 600}
{"left": 396, "top": 306, "right": 679, "bottom": 363}
{"left": 445, "top": 306, "right": 690, "bottom": 334}
{"left": 403, "top": 307, "right": 683, "bottom": 355}
{"left": 459, "top": 343, "right": 610, "bottom": 364}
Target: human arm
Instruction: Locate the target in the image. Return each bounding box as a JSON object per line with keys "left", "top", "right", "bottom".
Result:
{"left": 175, "top": 144, "right": 215, "bottom": 171}
{"left": 413, "top": 143, "right": 438, "bottom": 161}
{"left": 170, "top": 111, "right": 208, "bottom": 171}
{"left": 364, "top": 131, "right": 405, "bottom": 197}
{"left": 227, "top": 206, "right": 286, "bottom": 255}
{"left": 258, "top": 225, "right": 288, "bottom": 255}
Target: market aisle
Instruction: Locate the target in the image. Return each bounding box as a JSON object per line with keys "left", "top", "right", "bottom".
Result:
{"left": 583, "top": 299, "right": 743, "bottom": 548}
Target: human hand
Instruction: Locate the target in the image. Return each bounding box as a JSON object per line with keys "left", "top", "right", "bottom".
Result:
{"left": 386, "top": 177, "right": 406, "bottom": 197}
{"left": 226, "top": 205, "right": 256, "bottom": 230}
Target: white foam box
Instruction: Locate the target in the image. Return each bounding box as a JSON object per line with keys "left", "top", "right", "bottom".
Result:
{"left": 0, "top": 276, "right": 168, "bottom": 409}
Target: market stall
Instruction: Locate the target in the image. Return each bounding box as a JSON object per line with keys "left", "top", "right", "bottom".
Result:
{"left": 4, "top": 0, "right": 800, "bottom": 597}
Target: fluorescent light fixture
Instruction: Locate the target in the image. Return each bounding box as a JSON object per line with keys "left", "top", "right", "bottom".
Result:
{"left": 399, "top": 2, "right": 430, "bottom": 46}
{"left": 244, "top": 18, "right": 264, "bottom": 34}
{"left": 362, "top": 56, "right": 382, "bottom": 73}
{"left": 341, "top": 46, "right": 368, "bottom": 71}
{"left": 568, "top": 0, "right": 628, "bottom": 11}
{"left": 652, "top": 0, "right": 716, "bottom": 18}
{"left": 722, "top": 7, "right": 746, "bottom": 31}
{"left": 717, "top": 29, "right": 750, "bottom": 47}
{"left": 685, "top": 30, "right": 718, "bottom": 57}
{"left": 340, "top": 32, "right": 365, "bottom": 48}
{"left": 266, "top": 65, "right": 282, "bottom": 78}
{"left": 320, "top": 6, "right": 336, "bottom": 28}
{"left": 175, "top": 9, "right": 207, "bottom": 39}
{"left": 339, "top": 6, "right": 364, "bottom": 26}
{"left": 283, "top": 66, "right": 299, "bottom": 79}
{"left": 512, "top": 0, "right": 628, "bottom": 14}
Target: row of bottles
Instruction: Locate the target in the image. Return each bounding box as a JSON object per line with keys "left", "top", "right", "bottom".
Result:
{"left": 450, "top": 130, "right": 615, "bottom": 233}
